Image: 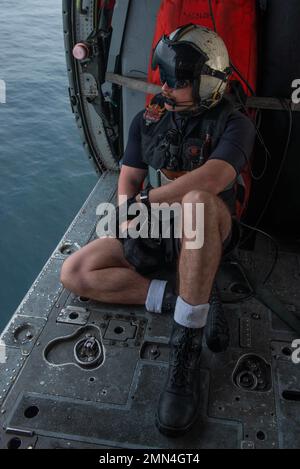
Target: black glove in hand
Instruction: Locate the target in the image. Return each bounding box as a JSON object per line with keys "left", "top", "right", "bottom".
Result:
{"left": 123, "top": 237, "right": 163, "bottom": 274}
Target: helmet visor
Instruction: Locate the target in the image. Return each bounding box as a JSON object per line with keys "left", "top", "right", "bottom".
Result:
{"left": 159, "top": 70, "right": 191, "bottom": 89}
{"left": 152, "top": 36, "right": 208, "bottom": 85}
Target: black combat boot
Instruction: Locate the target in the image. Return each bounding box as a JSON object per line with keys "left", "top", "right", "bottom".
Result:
{"left": 156, "top": 321, "right": 203, "bottom": 437}
{"left": 205, "top": 282, "right": 229, "bottom": 353}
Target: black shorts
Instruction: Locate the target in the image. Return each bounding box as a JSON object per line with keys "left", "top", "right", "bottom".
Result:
{"left": 120, "top": 217, "right": 240, "bottom": 275}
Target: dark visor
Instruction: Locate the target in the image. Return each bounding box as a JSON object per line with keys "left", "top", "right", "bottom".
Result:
{"left": 152, "top": 36, "right": 208, "bottom": 84}
{"left": 152, "top": 35, "right": 230, "bottom": 87}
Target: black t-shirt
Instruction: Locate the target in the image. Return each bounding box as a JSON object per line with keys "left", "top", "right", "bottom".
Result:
{"left": 122, "top": 109, "right": 256, "bottom": 177}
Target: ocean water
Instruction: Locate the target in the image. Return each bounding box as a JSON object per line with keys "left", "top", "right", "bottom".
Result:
{"left": 0, "top": 0, "right": 98, "bottom": 332}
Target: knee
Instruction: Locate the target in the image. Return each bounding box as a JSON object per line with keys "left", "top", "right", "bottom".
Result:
{"left": 181, "top": 190, "right": 231, "bottom": 239}
{"left": 181, "top": 190, "right": 217, "bottom": 206}
{"left": 60, "top": 254, "right": 85, "bottom": 294}
{"left": 181, "top": 190, "right": 218, "bottom": 217}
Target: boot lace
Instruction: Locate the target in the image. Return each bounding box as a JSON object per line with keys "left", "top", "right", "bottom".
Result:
{"left": 170, "top": 329, "right": 200, "bottom": 387}
{"left": 209, "top": 286, "right": 229, "bottom": 336}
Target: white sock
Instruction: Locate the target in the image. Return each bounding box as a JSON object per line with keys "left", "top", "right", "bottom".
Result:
{"left": 174, "top": 296, "right": 210, "bottom": 329}
{"left": 145, "top": 279, "right": 168, "bottom": 314}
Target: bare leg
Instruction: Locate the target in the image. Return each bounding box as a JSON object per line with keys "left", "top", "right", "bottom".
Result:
{"left": 60, "top": 237, "right": 150, "bottom": 304}
{"left": 178, "top": 190, "right": 232, "bottom": 305}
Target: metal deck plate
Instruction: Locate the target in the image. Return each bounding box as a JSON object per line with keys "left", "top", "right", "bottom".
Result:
{"left": 1, "top": 172, "right": 300, "bottom": 449}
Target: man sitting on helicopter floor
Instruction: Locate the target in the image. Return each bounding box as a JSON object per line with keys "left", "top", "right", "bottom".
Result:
{"left": 60, "top": 24, "right": 255, "bottom": 437}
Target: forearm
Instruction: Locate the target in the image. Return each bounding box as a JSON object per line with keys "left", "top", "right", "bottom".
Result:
{"left": 117, "top": 179, "right": 140, "bottom": 206}
{"left": 118, "top": 178, "right": 145, "bottom": 205}
{"left": 116, "top": 179, "right": 139, "bottom": 233}
{"left": 144, "top": 160, "right": 236, "bottom": 205}
{"left": 147, "top": 168, "right": 216, "bottom": 205}
{"left": 117, "top": 165, "right": 147, "bottom": 206}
